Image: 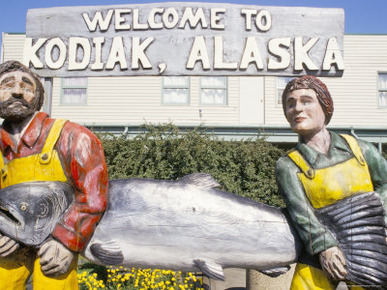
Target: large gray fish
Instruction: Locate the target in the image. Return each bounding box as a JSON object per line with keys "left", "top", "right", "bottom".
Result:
{"left": 0, "top": 174, "right": 301, "bottom": 280}
{"left": 0, "top": 181, "right": 74, "bottom": 246}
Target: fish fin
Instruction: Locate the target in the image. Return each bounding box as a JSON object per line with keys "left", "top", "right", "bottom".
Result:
{"left": 179, "top": 173, "right": 220, "bottom": 189}
{"left": 259, "top": 266, "right": 291, "bottom": 277}
{"left": 193, "top": 259, "right": 224, "bottom": 281}
{"left": 89, "top": 241, "right": 124, "bottom": 265}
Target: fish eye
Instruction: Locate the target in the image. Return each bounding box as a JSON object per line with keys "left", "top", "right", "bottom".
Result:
{"left": 20, "top": 202, "right": 28, "bottom": 211}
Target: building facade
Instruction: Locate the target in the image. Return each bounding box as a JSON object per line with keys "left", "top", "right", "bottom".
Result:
{"left": 1, "top": 33, "right": 387, "bottom": 148}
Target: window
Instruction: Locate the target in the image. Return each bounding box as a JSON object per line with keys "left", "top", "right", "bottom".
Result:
{"left": 61, "top": 77, "right": 87, "bottom": 105}
{"left": 200, "top": 77, "right": 227, "bottom": 105}
{"left": 378, "top": 73, "right": 387, "bottom": 107}
{"left": 162, "top": 77, "right": 190, "bottom": 105}
{"left": 277, "top": 77, "right": 293, "bottom": 106}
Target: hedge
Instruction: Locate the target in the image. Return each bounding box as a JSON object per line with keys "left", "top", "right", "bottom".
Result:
{"left": 99, "top": 123, "right": 285, "bottom": 207}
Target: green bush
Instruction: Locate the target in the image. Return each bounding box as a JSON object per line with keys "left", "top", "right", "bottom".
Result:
{"left": 100, "top": 123, "right": 285, "bottom": 207}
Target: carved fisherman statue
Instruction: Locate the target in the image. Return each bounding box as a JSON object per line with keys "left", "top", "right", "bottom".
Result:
{"left": 276, "top": 76, "right": 387, "bottom": 289}
{"left": 0, "top": 60, "right": 108, "bottom": 289}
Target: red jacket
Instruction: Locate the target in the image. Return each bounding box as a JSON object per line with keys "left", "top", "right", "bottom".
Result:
{"left": 0, "top": 112, "right": 108, "bottom": 252}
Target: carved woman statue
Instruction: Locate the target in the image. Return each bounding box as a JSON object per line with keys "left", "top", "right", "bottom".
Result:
{"left": 276, "top": 75, "right": 387, "bottom": 289}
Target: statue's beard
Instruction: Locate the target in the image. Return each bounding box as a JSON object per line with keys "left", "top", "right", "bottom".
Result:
{"left": 0, "top": 98, "right": 38, "bottom": 122}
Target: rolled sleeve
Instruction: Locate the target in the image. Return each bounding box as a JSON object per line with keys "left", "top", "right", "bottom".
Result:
{"left": 52, "top": 122, "right": 108, "bottom": 252}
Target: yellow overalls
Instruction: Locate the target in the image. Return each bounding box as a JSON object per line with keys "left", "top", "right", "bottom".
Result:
{"left": 0, "top": 119, "right": 78, "bottom": 290}
{"left": 288, "top": 134, "right": 372, "bottom": 290}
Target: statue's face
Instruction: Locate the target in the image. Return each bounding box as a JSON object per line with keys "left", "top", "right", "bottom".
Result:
{"left": 0, "top": 71, "right": 38, "bottom": 121}
{"left": 284, "top": 89, "right": 326, "bottom": 138}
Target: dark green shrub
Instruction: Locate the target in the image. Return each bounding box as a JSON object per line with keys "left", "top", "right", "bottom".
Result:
{"left": 100, "top": 123, "right": 285, "bottom": 207}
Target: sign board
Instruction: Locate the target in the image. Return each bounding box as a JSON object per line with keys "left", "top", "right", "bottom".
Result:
{"left": 25, "top": 2, "right": 344, "bottom": 77}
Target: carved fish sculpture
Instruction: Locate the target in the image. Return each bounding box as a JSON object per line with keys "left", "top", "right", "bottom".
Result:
{"left": 0, "top": 181, "right": 74, "bottom": 246}
{"left": 0, "top": 174, "right": 301, "bottom": 280}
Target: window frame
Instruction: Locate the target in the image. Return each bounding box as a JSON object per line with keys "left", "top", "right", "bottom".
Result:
{"left": 276, "top": 76, "right": 294, "bottom": 107}
{"left": 378, "top": 72, "right": 387, "bottom": 108}
{"left": 161, "top": 76, "right": 190, "bottom": 105}
{"left": 60, "top": 77, "right": 88, "bottom": 106}
{"left": 199, "top": 76, "right": 228, "bottom": 106}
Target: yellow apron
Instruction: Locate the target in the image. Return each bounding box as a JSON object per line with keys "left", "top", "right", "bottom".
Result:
{"left": 0, "top": 119, "right": 78, "bottom": 290}
{"left": 288, "top": 134, "right": 372, "bottom": 290}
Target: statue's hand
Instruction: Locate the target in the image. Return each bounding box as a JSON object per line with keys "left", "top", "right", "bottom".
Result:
{"left": 38, "top": 239, "right": 75, "bottom": 277}
{"left": 0, "top": 233, "right": 20, "bottom": 257}
{"left": 319, "top": 246, "right": 347, "bottom": 281}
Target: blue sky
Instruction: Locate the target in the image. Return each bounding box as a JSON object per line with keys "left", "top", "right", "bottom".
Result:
{"left": 2, "top": 0, "right": 387, "bottom": 35}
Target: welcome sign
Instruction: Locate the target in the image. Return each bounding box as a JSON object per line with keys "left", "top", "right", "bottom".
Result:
{"left": 25, "top": 2, "right": 344, "bottom": 77}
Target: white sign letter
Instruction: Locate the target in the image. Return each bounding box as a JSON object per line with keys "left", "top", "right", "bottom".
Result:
{"left": 82, "top": 10, "right": 114, "bottom": 32}
{"left": 268, "top": 38, "right": 291, "bottom": 70}
{"left": 210, "top": 8, "right": 225, "bottom": 30}
{"left": 106, "top": 37, "right": 128, "bottom": 70}
{"left": 255, "top": 10, "right": 272, "bottom": 32}
{"left": 214, "top": 36, "right": 238, "bottom": 69}
{"left": 163, "top": 8, "right": 179, "bottom": 29}
{"left": 323, "top": 38, "right": 344, "bottom": 71}
{"left": 23, "top": 38, "right": 47, "bottom": 68}
{"left": 294, "top": 37, "right": 319, "bottom": 71}
{"left": 186, "top": 36, "right": 210, "bottom": 70}
{"left": 115, "top": 9, "right": 131, "bottom": 30}
{"left": 179, "top": 7, "right": 208, "bottom": 29}
{"left": 91, "top": 37, "right": 105, "bottom": 70}
{"left": 132, "top": 37, "right": 154, "bottom": 69}
{"left": 68, "top": 37, "right": 91, "bottom": 70}
{"left": 45, "top": 38, "right": 67, "bottom": 69}
{"left": 240, "top": 37, "right": 264, "bottom": 70}
{"left": 241, "top": 9, "right": 256, "bottom": 31}
{"left": 133, "top": 9, "right": 149, "bottom": 30}
{"left": 148, "top": 8, "right": 164, "bottom": 29}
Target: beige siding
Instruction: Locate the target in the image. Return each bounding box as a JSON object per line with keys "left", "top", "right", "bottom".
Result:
{"left": 323, "top": 35, "right": 387, "bottom": 127}
{"left": 264, "top": 35, "right": 387, "bottom": 128}
{"left": 51, "top": 76, "right": 241, "bottom": 126}
{"left": 1, "top": 33, "right": 25, "bottom": 62}
{"left": 264, "top": 76, "right": 287, "bottom": 125}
